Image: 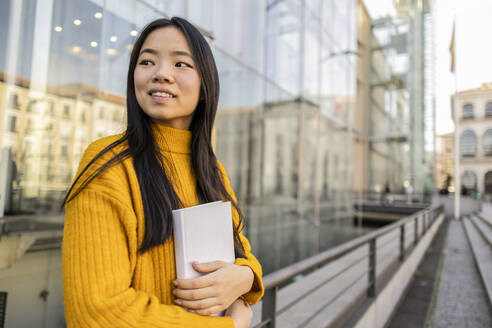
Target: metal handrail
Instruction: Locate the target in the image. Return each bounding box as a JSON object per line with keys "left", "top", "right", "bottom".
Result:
{"left": 277, "top": 252, "right": 369, "bottom": 316}
{"left": 257, "top": 204, "right": 444, "bottom": 327}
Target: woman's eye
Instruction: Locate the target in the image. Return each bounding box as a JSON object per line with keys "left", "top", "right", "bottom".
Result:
{"left": 139, "top": 59, "right": 154, "bottom": 66}
{"left": 176, "top": 62, "right": 192, "bottom": 68}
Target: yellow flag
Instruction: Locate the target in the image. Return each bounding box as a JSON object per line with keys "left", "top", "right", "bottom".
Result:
{"left": 450, "top": 22, "right": 455, "bottom": 73}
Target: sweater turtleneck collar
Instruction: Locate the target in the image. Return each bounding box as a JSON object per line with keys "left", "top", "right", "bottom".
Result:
{"left": 150, "top": 122, "right": 192, "bottom": 154}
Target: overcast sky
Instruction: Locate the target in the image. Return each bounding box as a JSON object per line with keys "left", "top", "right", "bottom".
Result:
{"left": 435, "top": 0, "right": 492, "bottom": 135}
{"left": 366, "top": 0, "right": 492, "bottom": 135}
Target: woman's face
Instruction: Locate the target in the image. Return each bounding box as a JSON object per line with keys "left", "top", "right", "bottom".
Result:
{"left": 134, "top": 26, "right": 201, "bottom": 130}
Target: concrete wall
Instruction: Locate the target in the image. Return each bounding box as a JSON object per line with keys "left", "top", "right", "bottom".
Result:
{"left": 432, "top": 195, "right": 482, "bottom": 217}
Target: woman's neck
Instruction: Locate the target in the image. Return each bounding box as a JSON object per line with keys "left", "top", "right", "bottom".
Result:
{"left": 150, "top": 122, "right": 192, "bottom": 154}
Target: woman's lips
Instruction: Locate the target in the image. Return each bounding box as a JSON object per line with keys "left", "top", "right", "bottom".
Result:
{"left": 150, "top": 94, "right": 175, "bottom": 104}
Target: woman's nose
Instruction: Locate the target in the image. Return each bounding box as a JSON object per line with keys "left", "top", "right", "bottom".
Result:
{"left": 152, "top": 66, "right": 175, "bottom": 83}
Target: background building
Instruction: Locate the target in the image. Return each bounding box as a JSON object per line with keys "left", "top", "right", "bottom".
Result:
{"left": 353, "top": 0, "right": 436, "bottom": 201}
{"left": 435, "top": 132, "right": 454, "bottom": 192}
{"left": 453, "top": 82, "right": 492, "bottom": 199}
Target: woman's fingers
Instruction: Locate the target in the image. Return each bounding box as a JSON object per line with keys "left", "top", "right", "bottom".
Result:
{"left": 173, "top": 271, "right": 217, "bottom": 290}
{"left": 173, "top": 286, "right": 217, "bottom": 301}
{"left": 192, "top": 261, "right": 225, "bottom": 273}
{"left": 174, "top": 296, "right": 223, "bottom": 312}
{"left": 190, "top": 305, "right": 225, "bottom": 316}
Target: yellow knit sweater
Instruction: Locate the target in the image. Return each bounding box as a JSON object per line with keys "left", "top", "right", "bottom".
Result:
{"left": 62, "top": 123, "right": 264, "bottom": 327}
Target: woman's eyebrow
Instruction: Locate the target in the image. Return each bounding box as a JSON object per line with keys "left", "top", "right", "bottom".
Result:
{"left": 139, "top": 48, "right": 159, "bottom": 56}
{"left": 138, "top": 48, "right": 193, "bottom": 59}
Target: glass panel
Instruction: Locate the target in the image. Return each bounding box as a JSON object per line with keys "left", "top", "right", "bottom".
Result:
{"left": 305, "top": 0, "right": 320, "bottom": 13}
{"left": 262, "top": 93, "right": 299, "bottom": 201}
{"left": 265, "top": 0, "right": 301, "bottom": 97}
{"left": 303, "top": 10, "right": 320, "bottom": 99}
{"left": 214, "top": 0, "right": 265, "bottom": 69}
{"left": 214, "top": 49, "right": 263, "bottom": 110}
{"left": 188, "top": 0, "right": 213, "bottom": 31}
{"left": 300, "top": 104, "right": 319, "bottom": 209}
{"left": 214, "top": 48, "right": 264, "bottom": 202}
{"left": 146, "top": 0, "right": 186, "bottom": 16}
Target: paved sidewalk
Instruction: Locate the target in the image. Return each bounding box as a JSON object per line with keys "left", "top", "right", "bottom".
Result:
{"left": 430, "top": 219, "right": 492, "bottom": 328}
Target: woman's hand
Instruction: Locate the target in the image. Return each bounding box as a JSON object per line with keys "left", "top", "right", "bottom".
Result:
{"left": 225, "top": 298, "right": 252, "bottom": 328}
{"left": 172, "top": 261, "right": 254, "bottom": 315}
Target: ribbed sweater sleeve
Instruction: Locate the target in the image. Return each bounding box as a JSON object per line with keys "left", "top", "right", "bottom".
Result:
{"left": 62, "top": 143, "right": 234, "bottom": 327}
{"left": 218, "top": 161, "right": 265, "bottom": 305}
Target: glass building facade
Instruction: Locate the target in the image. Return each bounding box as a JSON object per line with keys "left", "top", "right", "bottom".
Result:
{"left": 0, "top": 0, "right": 361, "bottom": 326}
{"left": 0, "top": 0, "right": 357, "bottom": 218}
{"left": 367, "top": 0, "right": 435, "bottom": 198}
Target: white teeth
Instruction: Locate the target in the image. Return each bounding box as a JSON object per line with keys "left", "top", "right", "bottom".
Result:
{"left": 151, "top": 91, "right": 173, "bottom": 97}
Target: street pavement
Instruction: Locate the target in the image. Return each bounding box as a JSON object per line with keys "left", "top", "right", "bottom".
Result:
{"left": 430, "top": 219, "right": 492, "bottom": 328}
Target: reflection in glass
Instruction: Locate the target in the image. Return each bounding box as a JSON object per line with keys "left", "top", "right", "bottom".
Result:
{"left": 265, "top": 0, "right": 301, "bottom": 98}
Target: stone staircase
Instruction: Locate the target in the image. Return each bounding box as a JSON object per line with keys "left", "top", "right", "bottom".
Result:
{"left": 462, "top": 211, "right": 492, "bottom": 308}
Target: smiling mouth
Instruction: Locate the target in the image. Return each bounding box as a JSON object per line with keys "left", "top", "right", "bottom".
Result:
{"left": 148, "top": 91, "right": 176, "bottom": 99}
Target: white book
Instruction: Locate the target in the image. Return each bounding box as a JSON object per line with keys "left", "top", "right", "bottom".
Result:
{"left": 172, "top": 201, "right": 235, "bottom": 280}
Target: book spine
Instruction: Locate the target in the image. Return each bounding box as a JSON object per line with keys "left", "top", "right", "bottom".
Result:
{"left": 173, "top": 211, "right": 187, "bottom": 279}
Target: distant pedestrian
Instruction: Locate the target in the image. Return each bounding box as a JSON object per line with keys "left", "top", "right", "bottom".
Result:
{"left": 383, "top": 182, "right": 391, "bottom": 205}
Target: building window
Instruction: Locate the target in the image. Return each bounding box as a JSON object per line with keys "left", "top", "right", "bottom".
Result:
{"left": 26, "top": 119, "right": 34, "bottom": 133}
{"left": 460, "top": 130, "right": 476, "bottom": 157}
{"left": 61, "top": 145, "right": 68, "bottom": 158}
{"left": 485, "top": 171, "right": 492, "bottom": 195}
{"left": 8, "top": 116, "right": 17, "bottom": 132}
{"left": 112, "top": 110, "right": 120, "bottom": 123}
{"left": 8, "top": 93, "right": 20, "bottom": 109}
{"left": 99, "top": 107, "right": 105, "bottom": 120}
{"left": 461, "top": 170, "right": 477, "bottom": 191}
{"left": 462, "top": 103, "right": 474, "bottom": 119}
{"left": 63, "top": 105, "right": 71, "bottom": 119}
{"left": 80, "top": 111, "right": 86, "bottom": 123}
{"left": 484, "top": 129, "right": 492, "bottom": 156}
{"left": 44, "top": 121, "right": 53, "bottom": 131}
{"left": 27, "top": 99, "right": 37, "bottom": 113}
{"left": 486, "top": 102, "right": 492, "bottom": 117}
{"left": 46, "top": 100, "right": 55, "bottom": 115}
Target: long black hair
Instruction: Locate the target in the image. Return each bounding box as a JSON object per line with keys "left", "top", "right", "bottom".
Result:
{"left": 63, "top": 17, "right": 246, "bottom": 258}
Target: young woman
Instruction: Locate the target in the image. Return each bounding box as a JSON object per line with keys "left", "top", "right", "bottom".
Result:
{"left": 62, "top": 17, "right": 263, "bottom": 328}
